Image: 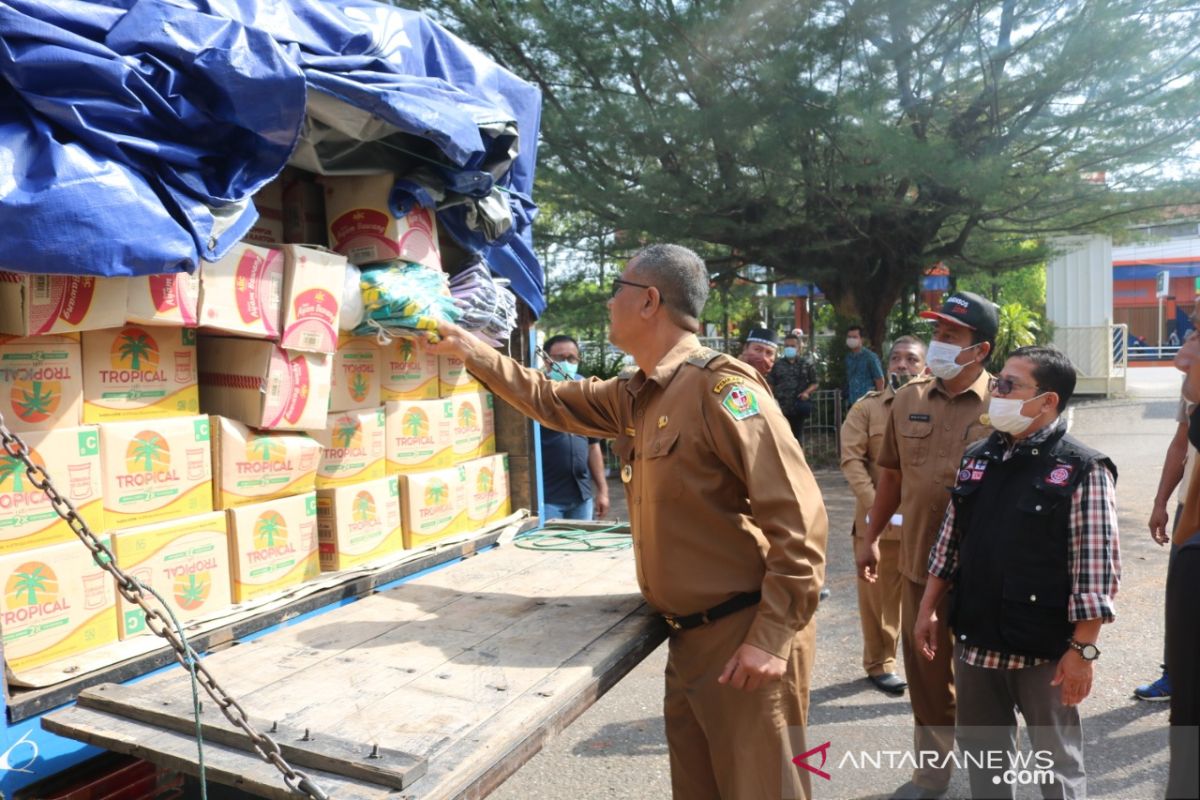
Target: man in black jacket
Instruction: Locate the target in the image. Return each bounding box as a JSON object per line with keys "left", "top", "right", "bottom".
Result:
{"left": 913, "top": 346, "right": 1120, "bottom": 800}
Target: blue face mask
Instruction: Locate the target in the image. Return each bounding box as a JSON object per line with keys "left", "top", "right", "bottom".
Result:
{"left": 783, "top": 346, "right": 798, "bottom": 359}
{"left": 547, "top": 360, "right": 579, "bottom": 381}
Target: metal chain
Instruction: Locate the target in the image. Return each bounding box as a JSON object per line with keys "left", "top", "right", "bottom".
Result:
{"left": 0, "top": 419, "right": 330, "bottom": 800}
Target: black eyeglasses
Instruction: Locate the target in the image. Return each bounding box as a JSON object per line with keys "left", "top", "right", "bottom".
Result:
{"left": 988, "top": 376, "right": 1039, "bottom": 396}
{"left": 610, "top": 278, "right": 661, "bottom": 301}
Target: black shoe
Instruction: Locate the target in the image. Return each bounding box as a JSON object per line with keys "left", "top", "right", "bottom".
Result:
{"left": 818, "top": 586, "right": 831, "bottom": 602}
{"left": 868, "top": 672, "right": 908, "bottom": 696}
{"left": 890, "top": 780, "right": 947, "bottom": 799}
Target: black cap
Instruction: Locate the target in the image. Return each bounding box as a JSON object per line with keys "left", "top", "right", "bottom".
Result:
{"left": 920, "top": 291, "right": 999, "bottom": 341}
{"left": 744, "top": 328, "right": 778, "bottom": 348}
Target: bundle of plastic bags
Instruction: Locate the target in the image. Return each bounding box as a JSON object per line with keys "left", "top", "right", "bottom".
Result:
{"left": 354, "top": 262, "right": 462, "bottom": 339}
{"left": 449, "top": 260, "right": 518, "bottom": 345}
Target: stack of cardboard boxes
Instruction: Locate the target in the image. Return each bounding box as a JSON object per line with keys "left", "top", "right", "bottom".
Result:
{"left": 0, "top": 171, "right": 510, "bottom": 682}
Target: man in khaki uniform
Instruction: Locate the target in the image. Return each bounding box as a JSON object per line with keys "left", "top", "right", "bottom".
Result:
{"left": 840, "top": 335, "right": 927, "bottom": 696}
{"left": 432, "top": 243, "right": 828, "bottom": 799}
{"left": 855, "top": 292, "right": 996, "bottom": 799}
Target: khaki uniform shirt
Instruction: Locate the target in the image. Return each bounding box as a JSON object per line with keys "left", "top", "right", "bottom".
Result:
{"left": 465, "top": 335, "right": 829, "bottom": 658}
{"left": 877, "top": 371, "right": 992, "bottom": 583}
{"left": 839, "top": 388, "right": 900, "bottom": 542}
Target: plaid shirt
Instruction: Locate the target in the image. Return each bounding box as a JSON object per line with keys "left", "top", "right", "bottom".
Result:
{"left": 928, "top": 417, "right": 1121, "bottom": 669}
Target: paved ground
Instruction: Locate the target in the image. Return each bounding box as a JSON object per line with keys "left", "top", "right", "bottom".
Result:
{"left": 492, "top": 391, "right": 1182, "bottom": 800}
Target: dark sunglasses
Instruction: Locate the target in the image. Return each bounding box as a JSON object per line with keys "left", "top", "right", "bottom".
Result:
{"left": 988, "top": 376, "right": 1040, "bottom": 396}
{"left": 610, "top": 278, "right": 662, "bottom": 301}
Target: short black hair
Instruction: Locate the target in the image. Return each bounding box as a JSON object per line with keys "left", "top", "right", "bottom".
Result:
{"left": 544, "top": 334, "right": 579, "bottom": 352}
{"left": 784, "top": 334, "right": 800, "bottom": 343}
{"left": 1010, "top": 346, "right": 1076, "bottom": 412}
{"left": 847, "top": 324, "right": 864, "bottom": 336}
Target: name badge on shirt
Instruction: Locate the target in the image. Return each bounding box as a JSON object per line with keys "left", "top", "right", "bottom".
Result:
{"left": 908, "top": 413, "right": 931, "bottom": 422}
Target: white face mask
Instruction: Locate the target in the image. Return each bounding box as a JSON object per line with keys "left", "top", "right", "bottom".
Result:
{"left": 987, "top": 395, "right": 1047, "bottom": 435}
{"left": 927, "top": 340, "right": 978, "bottom": 380}
{"left": 846, "top": 336, "right": 862, "bottom": 350}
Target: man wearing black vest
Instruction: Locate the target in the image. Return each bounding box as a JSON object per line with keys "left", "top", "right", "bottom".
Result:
{"left": 914, "top": 346, "right": 1120, "bottom": 800}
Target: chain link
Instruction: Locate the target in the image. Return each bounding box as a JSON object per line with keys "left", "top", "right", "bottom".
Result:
{"left": 0, "top": 421, "right": 330, "bottom": 800}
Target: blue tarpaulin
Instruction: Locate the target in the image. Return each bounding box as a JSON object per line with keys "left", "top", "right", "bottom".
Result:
{"left": 0, "top": 0, "right": 545, "bottom": 314}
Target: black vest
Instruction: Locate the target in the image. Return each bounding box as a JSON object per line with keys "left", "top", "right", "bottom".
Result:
{"left": 948, "top": 425, "right": 1116, "bottom": 660}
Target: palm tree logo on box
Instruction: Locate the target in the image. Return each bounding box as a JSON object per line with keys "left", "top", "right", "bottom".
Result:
{"left": 3, "top": 562, "right": 68, "bottom": 628}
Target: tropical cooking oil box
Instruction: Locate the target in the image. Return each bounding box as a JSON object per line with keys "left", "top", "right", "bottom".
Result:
{"left": 245, "top": 176, "right": 285, "bottom": 246}
{"left": 315, "top": 475, "right": 404, "bottom": 571}
{"left": 0, "top": 426, "right": 103, "bottom": 555}
{"left": 197, "top": 242, "right": 283, "bottom": 339}
{"left": 308, "top": 408, "right": 386, "bottom": 489}
{"left": 439, "top": 354, "right": 481, "bottom": 397}
{"left": 197, "top": 336, "right": 332, "bottom": 431}
{"left": 81, "top": 326, "right": 199, "bottom": 422}
{"left": 211, "top": 416, "right": 321, "bottom": 509}
{"left": 329, "top": 335, "right": 381, "bottom": 413}
{"left": 384, "top": 398, "right": 454, "bottom": 474}
{"left": 0, "top": 536, "right": 119, "bottom": 678}
{"left": 110, "top": 511, "right": 232, "bottom": 640}
{"left": 126, "top": 272, "right": 200, "bottom": 328}
{"left": 463, "top": 454, "right": 511, "bottom": 528}
{"left": 322, "top": 174, "right": 442, "bottom": 269}
{"left": 0, "top": 272, "right": 128, "bottom": 337}
{"left": 451, "top": 390, "right": 495, "bottom": 462}
{"left": 278, "top": 244, "right": 344, "bottom": 355}
{"left": 0, "top": 334, "right": 83, "bottom": 433}
{"left": 225, "top": 492, "right": 320, "bottom": 603}
{"left": 380, "top": 337, "right": 439, "bottom": 401}
{"left": 399, "top": 465, "right": 467, "bottom": 548}
{"left": 99, "top": 415, "right": 213, "bottom": 530}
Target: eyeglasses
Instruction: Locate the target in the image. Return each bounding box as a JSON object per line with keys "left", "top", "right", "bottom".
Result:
{"left": 610, "top": 278, "right": 661, "bottom": 300}
{"left": 988, "top": 376, "right": 1039, "bottom": 396}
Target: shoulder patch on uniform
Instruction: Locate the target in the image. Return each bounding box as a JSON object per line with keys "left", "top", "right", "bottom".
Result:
{"left": 712, "top": 375, "right": 746, "bottom": 394}
{"left": 720, "top": 384, "right": 760, "bottom": 420}
{"left": 686, "top": 348, "right": 722, "bottom": 368}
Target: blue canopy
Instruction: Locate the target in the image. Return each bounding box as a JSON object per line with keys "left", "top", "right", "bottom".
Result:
{"left": 0, "top": 0, "right": 545, "bottom": 314}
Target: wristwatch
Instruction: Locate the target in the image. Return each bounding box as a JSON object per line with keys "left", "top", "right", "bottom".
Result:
{"left": 1068, "top": 639, "right": 1101, "bottom": 661}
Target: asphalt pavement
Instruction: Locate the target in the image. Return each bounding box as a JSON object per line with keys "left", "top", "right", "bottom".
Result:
{"left": 492, "top": 386, "right": 1182, "bottom": 800}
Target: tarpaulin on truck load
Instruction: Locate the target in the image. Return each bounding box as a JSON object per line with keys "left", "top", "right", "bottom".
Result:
{"left": 0, "top": 0, "right": 545, "bottom": 315}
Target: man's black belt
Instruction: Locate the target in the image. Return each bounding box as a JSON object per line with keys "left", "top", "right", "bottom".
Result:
{"left": 662, "top": 591, "right": 762, "bottom": 631}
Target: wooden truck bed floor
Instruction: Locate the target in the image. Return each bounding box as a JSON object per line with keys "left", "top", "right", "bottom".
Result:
{"left": 43, "top": 540, "right": 666, "bottom": 799}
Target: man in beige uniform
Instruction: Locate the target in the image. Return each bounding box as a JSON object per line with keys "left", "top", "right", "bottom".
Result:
{"left": 840, "top": 335, "right": 927, "bottom": 696}
{"left": 855, "top": 292, "right": 996, "bottom": 799}
{"left": 432, "top": 243, "right": 828, "bottom": 799}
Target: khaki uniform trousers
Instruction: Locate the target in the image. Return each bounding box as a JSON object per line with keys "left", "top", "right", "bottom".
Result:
{"left": 854, "top": 536, "right": 902, "bottom": 676}
{"left": 900, "top": 577, "right": 956, "bottom": 791}
{"left": 664, "top": 605, "right": 816, "bottom": 800}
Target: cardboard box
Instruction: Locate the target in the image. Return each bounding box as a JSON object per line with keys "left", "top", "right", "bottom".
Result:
{"left": 384, "top": 398, "right": 454, "bottom": 474}
{"left": 380, "top": 337, "right": 440, "bottom": 401}
{"left": 0, "top": 537, "right": 119, "bottom": 676}
{"left": 464, "top": 454, "right": 511, "bottom": 529}
{"left": 197, "top": 242, "right": 283, "bottom": 339}
{"left": 126, "top": 273, "right": 200, "bottom": 328}
{"left": 82, "top": 326, "right": 199, "bottom": 422}
{"left": 278, "top": 245, "right": 344, "bottom": 354}
{"left": 315, "top": 475, "right": 404, "bottom": 571}
{"left": 282, "top": 172, "right": 329, "bottom": 246}
{"left": 110, "top": 512, "right": 232, "bottom": 639}
{"left": 99, "top": 416, "right": 213, "bottom": 529}
{"left": 451, "top": 390, "right": 495, "bottom": 461}
{"left": 0, "top": 272, "right": 128, "bottom": 337}
{"left": 329, "top": 336, "right": 381, "bottom": 413}
{"left": 0, "top": 426, "right": 103, "bottom": 555}
{"left": 0, "top": 335, "right": 83, "bottom": 432}
{"left": 308, "top": 408, "right": 386, "bottom": 489}
{"left": 211, "top": 416, "right": 321, "bottom": 509}
{"left": 225, "top": 493, "right": 319, "bottom": 603}
{"left": 322, "top": 174, "right": 441, "bottom": 268}
{"left": 439, "top": 354, "right": 481, "bottom": 397}
{"left": 197, "top": 336, "right": 332, "bottom": 431}
{"left": 245, "top": 176, "right": 285, "bottom": 246}
{"left": 399, "top": 465, "right": 467, "bottom": 548}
